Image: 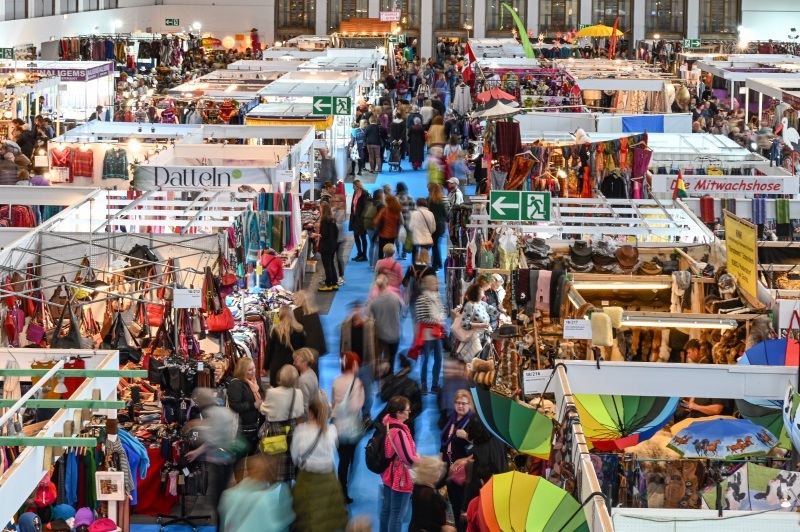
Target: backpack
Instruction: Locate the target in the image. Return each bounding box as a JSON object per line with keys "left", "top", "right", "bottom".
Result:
{"left": 365, "top": 422, "right": 403, "bottom": 474}
{"left": 364, "top": 203, "right": 378, "bottom": 231}
{"left": 409, "top": 266, "right": 430, "bottom": 302}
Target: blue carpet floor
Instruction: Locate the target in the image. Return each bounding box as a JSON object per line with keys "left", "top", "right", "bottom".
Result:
{"left": 132, "top": 157, "right": 473, "bottom": 531}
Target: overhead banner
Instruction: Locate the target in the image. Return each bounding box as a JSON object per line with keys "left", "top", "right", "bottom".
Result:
{"left": 132, "top": 165, "right": 291, "bottom": 190}
{"left": 652, "top": 174, "right": 797, "bottom": 196}
{"left": 0, "top": 62, "right": 114, "bottom": 81}
{"left": 723, "top": 210, "right": 758, "bottom": 298}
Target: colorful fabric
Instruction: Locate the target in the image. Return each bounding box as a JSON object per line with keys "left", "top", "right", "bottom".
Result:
{"left": 102, "top": 148, "right": 128, "bottom": 180}
{"left": 72, "top": 149, "right": 94, "bottom": 179}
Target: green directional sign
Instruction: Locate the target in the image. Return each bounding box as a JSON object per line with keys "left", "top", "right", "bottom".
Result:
{"left": 388, "top": 34, "right": 406, "bottom": 44}
{"left": 332, "top": 96, "right": 351, "bottom": 116}
{"left": 165, "top": 18, "right": 180, "bottom": 26}
{"left": 683, "top": 39, "right": 701, "bottom": 48}
{"left": 578, "top": 24, "right": 591, "bottom": 30}
{"left": 313, "top": 96, "right": 351, "bottom": 115}
{"left": 490, "top": 191, "right": 551, "bottom": 222}
{"left": 0, "top": 48, "right": 13, "bottom": 60}
{"left": 312, "top": 96, "right": 332, "bottom": 114}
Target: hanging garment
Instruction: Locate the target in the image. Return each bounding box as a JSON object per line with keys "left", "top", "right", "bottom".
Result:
{"left": 504, "top": 156, "right": 534, "bottom": 190}
{"left": 631, "top": 148, "right": 652, "bottom": 178}
{"left": 102, "top": 148, "right": 128, "bottom": 180}
{"left": 71, "top": 149, "right": 94, "bottom": 179}
{"left": 494, "top": 121, "right": 522, "bottom": 171}
{"left": 699, "top": 197, "right": 716, "bottom": 224}
{"left": 51, "top": 147, "right": 73, "bottom": 182}
{"left": 752, "top": 197, "right": 767, "bottom": 224}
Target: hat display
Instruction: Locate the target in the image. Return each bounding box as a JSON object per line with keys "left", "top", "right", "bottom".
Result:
{"left": 569, "top": 240, "right": 592, "bottom": 265}
{"left": 565, "top": 256, "right": 594, "bottom": 273}
{"left": 52, "top": 505, "right": 75, "bottom": 522}
{"left": 615, "top": 245, "right": 639, "bottom": 269}
{"left": 639, "top": 260, "right": 664, "bottom": 275}
{"left": 592, "top": 239, "right": 618, "bottom": 266}
{"left": 593, "top": 262, "right": 623, "bottom": 274}
{"left": 74, "top": 508, "right": 94, "bottom": 528}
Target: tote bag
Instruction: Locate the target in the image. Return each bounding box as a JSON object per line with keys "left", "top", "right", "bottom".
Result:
{"left": 332, "top": 377, "right": 363, "bottom": 443}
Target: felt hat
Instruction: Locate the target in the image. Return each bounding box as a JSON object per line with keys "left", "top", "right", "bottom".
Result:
{"left": 88, "top": 518, "right": 118, "bottom": 532}
{"left": 593, "top": 262, "right": 623, "bottom": 274}
{"left": 569, "top": 240, "right": 592, "bottom": 265}
{"left": 525, "top": 237, "right": 551, "bottom": 260}
{"left": 615, "top": 245, "right": 639, "bottom": 269}
{"left": 490, "top": 324, "right": 519, "bottom": 339}
{"left": 74, "top": 508, "right": 94, "bottom": 528}
{"left": 662, "top": 259, "right": 679, "bottom": 275}
{"left": 565, "top": 256, "right": 594, "bottom": 273}
{"left": 639, "top": 260, "right": 663, "bottom": 275}
{"left": 592, "top": 239, "right": 618, "bottom": 266}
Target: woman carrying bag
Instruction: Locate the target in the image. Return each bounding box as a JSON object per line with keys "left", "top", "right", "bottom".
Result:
{"left": 264, "top": 305, "right": 306, "bottom": 387}
{"left": 290, "top": 396, "right": 348, "bottom": 532}
{"left": 331, "top": 352, "right": 365, "bottom": 504}
{"left": 259, "top": 364, "right": 305, "bottom": 483}
{"left": 228, "top": 358, "right": 265, "bottom": 455}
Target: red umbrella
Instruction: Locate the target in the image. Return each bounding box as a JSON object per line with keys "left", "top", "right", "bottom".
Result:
{"left": 476, "top": 87, "right": 517, "bottom": 103}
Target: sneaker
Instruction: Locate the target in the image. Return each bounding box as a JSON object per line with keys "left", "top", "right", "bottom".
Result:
{"left": 431, "top": 385, "right": 442, "bottom": 394}
{"left": 338, "top": 277, "right": 345, "bottom": 285}
{"left": 421, "top": 384, "right": 428, "bottom": 395}
{"left": 332, "top": 285, "right": 339, "bottom": 291}
{"left": 318, "top": 285, "right": 334, "bottom": 292}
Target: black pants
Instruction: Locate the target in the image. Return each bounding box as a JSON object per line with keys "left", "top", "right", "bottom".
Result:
{"left": 354, "top": 233, "right": 368, "bottom": 257}
{"left": 337, "top": 442, "right": 358, "bottom": 498}
{"left": 377, "top": 338, "right": 399, "bottom": 376}
{"left": 322, "top": 250, "right": 337, "bottom": 286}
{"left": 378, "top": 236, "right": 396, "bottom": 258}
{"left": 350, "top": 157, "right": 365, "bottom": 176}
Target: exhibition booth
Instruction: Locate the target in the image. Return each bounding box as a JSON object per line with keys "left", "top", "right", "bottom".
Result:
{"left": 0, "top": 61, "right": 115, "bottom": 126}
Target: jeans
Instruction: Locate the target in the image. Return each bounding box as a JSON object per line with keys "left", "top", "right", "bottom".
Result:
{"left": 336, "top": 241, "right": 347, "bottom": 279}
{"left": 358, "top": 363, "right": 374, "bottom": 418}
{"left": 321, "top": 251, "right": 337, "bottom": 286}
{"left": 421, "top": 338, "right": 443, "bottom": 388}
{"left": 337, "top": 442, "right": 357, "bottom": 499}
{"left": 431, "top": 234, "right": 443, "bottom": 269}
{"left": 380, "top": 484, "right": 411, "bottom": 532}
{"left": 367, "top": 230, "right": 376, "bottom": 267}
{"left": 367, "top": 144, "right": 382, "bottom": 171}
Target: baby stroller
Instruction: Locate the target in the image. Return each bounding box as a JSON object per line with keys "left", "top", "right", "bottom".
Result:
{"left": 387, "top": 140, "right": 403, "bottom": 172}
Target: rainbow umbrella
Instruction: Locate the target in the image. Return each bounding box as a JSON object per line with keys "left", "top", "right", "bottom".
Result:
{"left": 739, "top": 338, "right": 800, "bottom": 366}
{"left": 471, "top": 387, "right": 553, "bottom": 459}
{"left": 573, "top": 394, "right": 679, "bottom": 451}
{"left": 477, "top": 472, "right": 589, "bottom": 532}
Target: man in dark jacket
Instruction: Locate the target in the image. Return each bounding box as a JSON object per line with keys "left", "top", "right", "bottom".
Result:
{"left": 430, "top": 93, "right": 446, "bottom": 117}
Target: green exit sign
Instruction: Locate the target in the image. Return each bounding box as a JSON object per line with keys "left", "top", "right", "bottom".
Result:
{"left": 683, "top": 39, "right": 701, "bottom": 48}
{"left": 578, "top": 24, "right": 591, "bottom": 30}
{"left": 388, "top": 34, "right": 406, "bottom": 44}
{"left": 0, "top": 49, "right": 13, "bottom": 60}
{"left": 165, "top": 18, "right": 180, "bottom": 26}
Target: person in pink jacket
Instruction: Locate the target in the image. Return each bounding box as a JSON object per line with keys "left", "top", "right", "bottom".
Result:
{"left": 380, "top": 396, "right": 419, "bottom": 532}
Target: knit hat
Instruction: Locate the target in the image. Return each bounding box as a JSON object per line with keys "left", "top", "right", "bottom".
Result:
{"left": 51, "top": 505, "right": 75, "bottom": 522}
{"left": 88, "top": 518, "right": 118, "bottom": 532}
{"left": 73, "top": 508, "right": 94, "bottom": 528}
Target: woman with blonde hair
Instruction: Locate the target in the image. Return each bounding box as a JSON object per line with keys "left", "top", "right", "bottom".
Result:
{"left": 410, "top": 456, "right": 452, "bottom": 532}
{"left": 260, "top": 364, "right": 306, "bottom": 482}
{"left": 440, "top": 389, "right": 474, "bottom": 525}
{"left": 265, "top": 305, "right": 307, "bottom": 387}
{"left": 227, "top": 357, "right": 265, "bottom": 454}
{"left": 427, "top": 115, "right": 446, "bottom": 148}
{"left": 293, "top": 347, "right": 319, "bottom": 414}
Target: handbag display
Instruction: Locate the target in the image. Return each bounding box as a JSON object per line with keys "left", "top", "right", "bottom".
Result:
{"left": 71, "top": 256, "right": 95, "bottom": 301}
{"left": 207, "top": 305, "right": 234, "bottom": 332}
{"left": 5, "top": 305, "right": 25, "bottom": 347}
{"left": 219, "top": 249, "right": 238, "bottom": 288}
{"left": 49, "top": 276, "right": 79, "bottom": 320}
{"left": 25, "top": 299, "right": 50, "bottom": 344}
{"left": 158, "top": 259, "right": 175, "bottom": 301}
{"left": 101, "top": 311, "right": 143, "bottom": 365}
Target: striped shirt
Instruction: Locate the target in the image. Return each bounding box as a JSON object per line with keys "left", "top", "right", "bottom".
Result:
{"left": 72, "top": 149, "right": 94, "bottom": 179}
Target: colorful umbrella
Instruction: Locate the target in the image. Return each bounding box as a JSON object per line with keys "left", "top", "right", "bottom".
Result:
{"left": 471, "top": 387, "right": 553, "bottom": 459}
{"left": 782, "top": 382, "right": 800, "bottom": 453}
{"left": 701, "top": 463, "right": 800, "bottom": 512}
{"left": 477, "top": 472, "right": 589, "bottom": 532}
{"left": 476, "top": 87, "right": 517, "bottom": 104}
{"left": 668, "top": 418, "right": 778, "bottom": 459}
{"left": 575, "top": 24, "right": 624, "bottom": 38}
{"left": 738, "top": 338, "right": 800, "bottom": 366}
{"left": 573, "top": 395, "right": 679, "bottom": 451}
{"left": 670, "top": 415, "right": 736, "bottom": 435}
{"left": 472, "top": 99, "right": 522, "bottom": 120}
{"left": 735, "top": 399, "right": 792, "bottom": 449}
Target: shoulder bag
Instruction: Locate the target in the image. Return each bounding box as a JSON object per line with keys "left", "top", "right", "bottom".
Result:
{"left": 143, "top": 267, "right": 165, "bottom": 327}
{"left": 298, "top": 428, "right": 324, "bottom": 470}
{"left": 259, "top": 387, "right": 297, "bottom": 455}
{"left": 51, "top": 298, "right": 84, "bottom": 349}
{"left": 333, "top": 377, "right": 363, "bottom": 443}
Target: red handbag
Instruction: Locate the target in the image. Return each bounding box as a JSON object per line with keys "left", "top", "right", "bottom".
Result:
{"left": 219, "top": 251, "right": 238, "bottom": 288}
{"left": 3, "top": 277, "right": 15, "bottom": 308}
{"left": 143, "top": 267, "right": 165, "bottom": 327}
{"left": 206, "top": 305, "right": 234, "bottom": 332}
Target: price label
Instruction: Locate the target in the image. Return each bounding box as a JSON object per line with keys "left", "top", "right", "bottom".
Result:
{"left": 523, "top": 370, "right": 550, "bottom": 395}
{"left": 173, "top": 288, "right": 202, "bottom": 308}
{"left": 563, "top": 319, "right": 592, "bottom": 340}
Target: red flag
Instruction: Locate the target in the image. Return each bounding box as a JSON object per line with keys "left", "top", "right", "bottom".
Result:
{"left": 461, "top": 42, "right": 475, "bottom": 83}
{"left": 609, "top": 17, "right": 620, "bottom": 59}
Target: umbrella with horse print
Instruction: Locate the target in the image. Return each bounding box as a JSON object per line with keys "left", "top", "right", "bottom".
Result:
{"left": 668, "top": 418, "right": 778, "bottom": 460}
